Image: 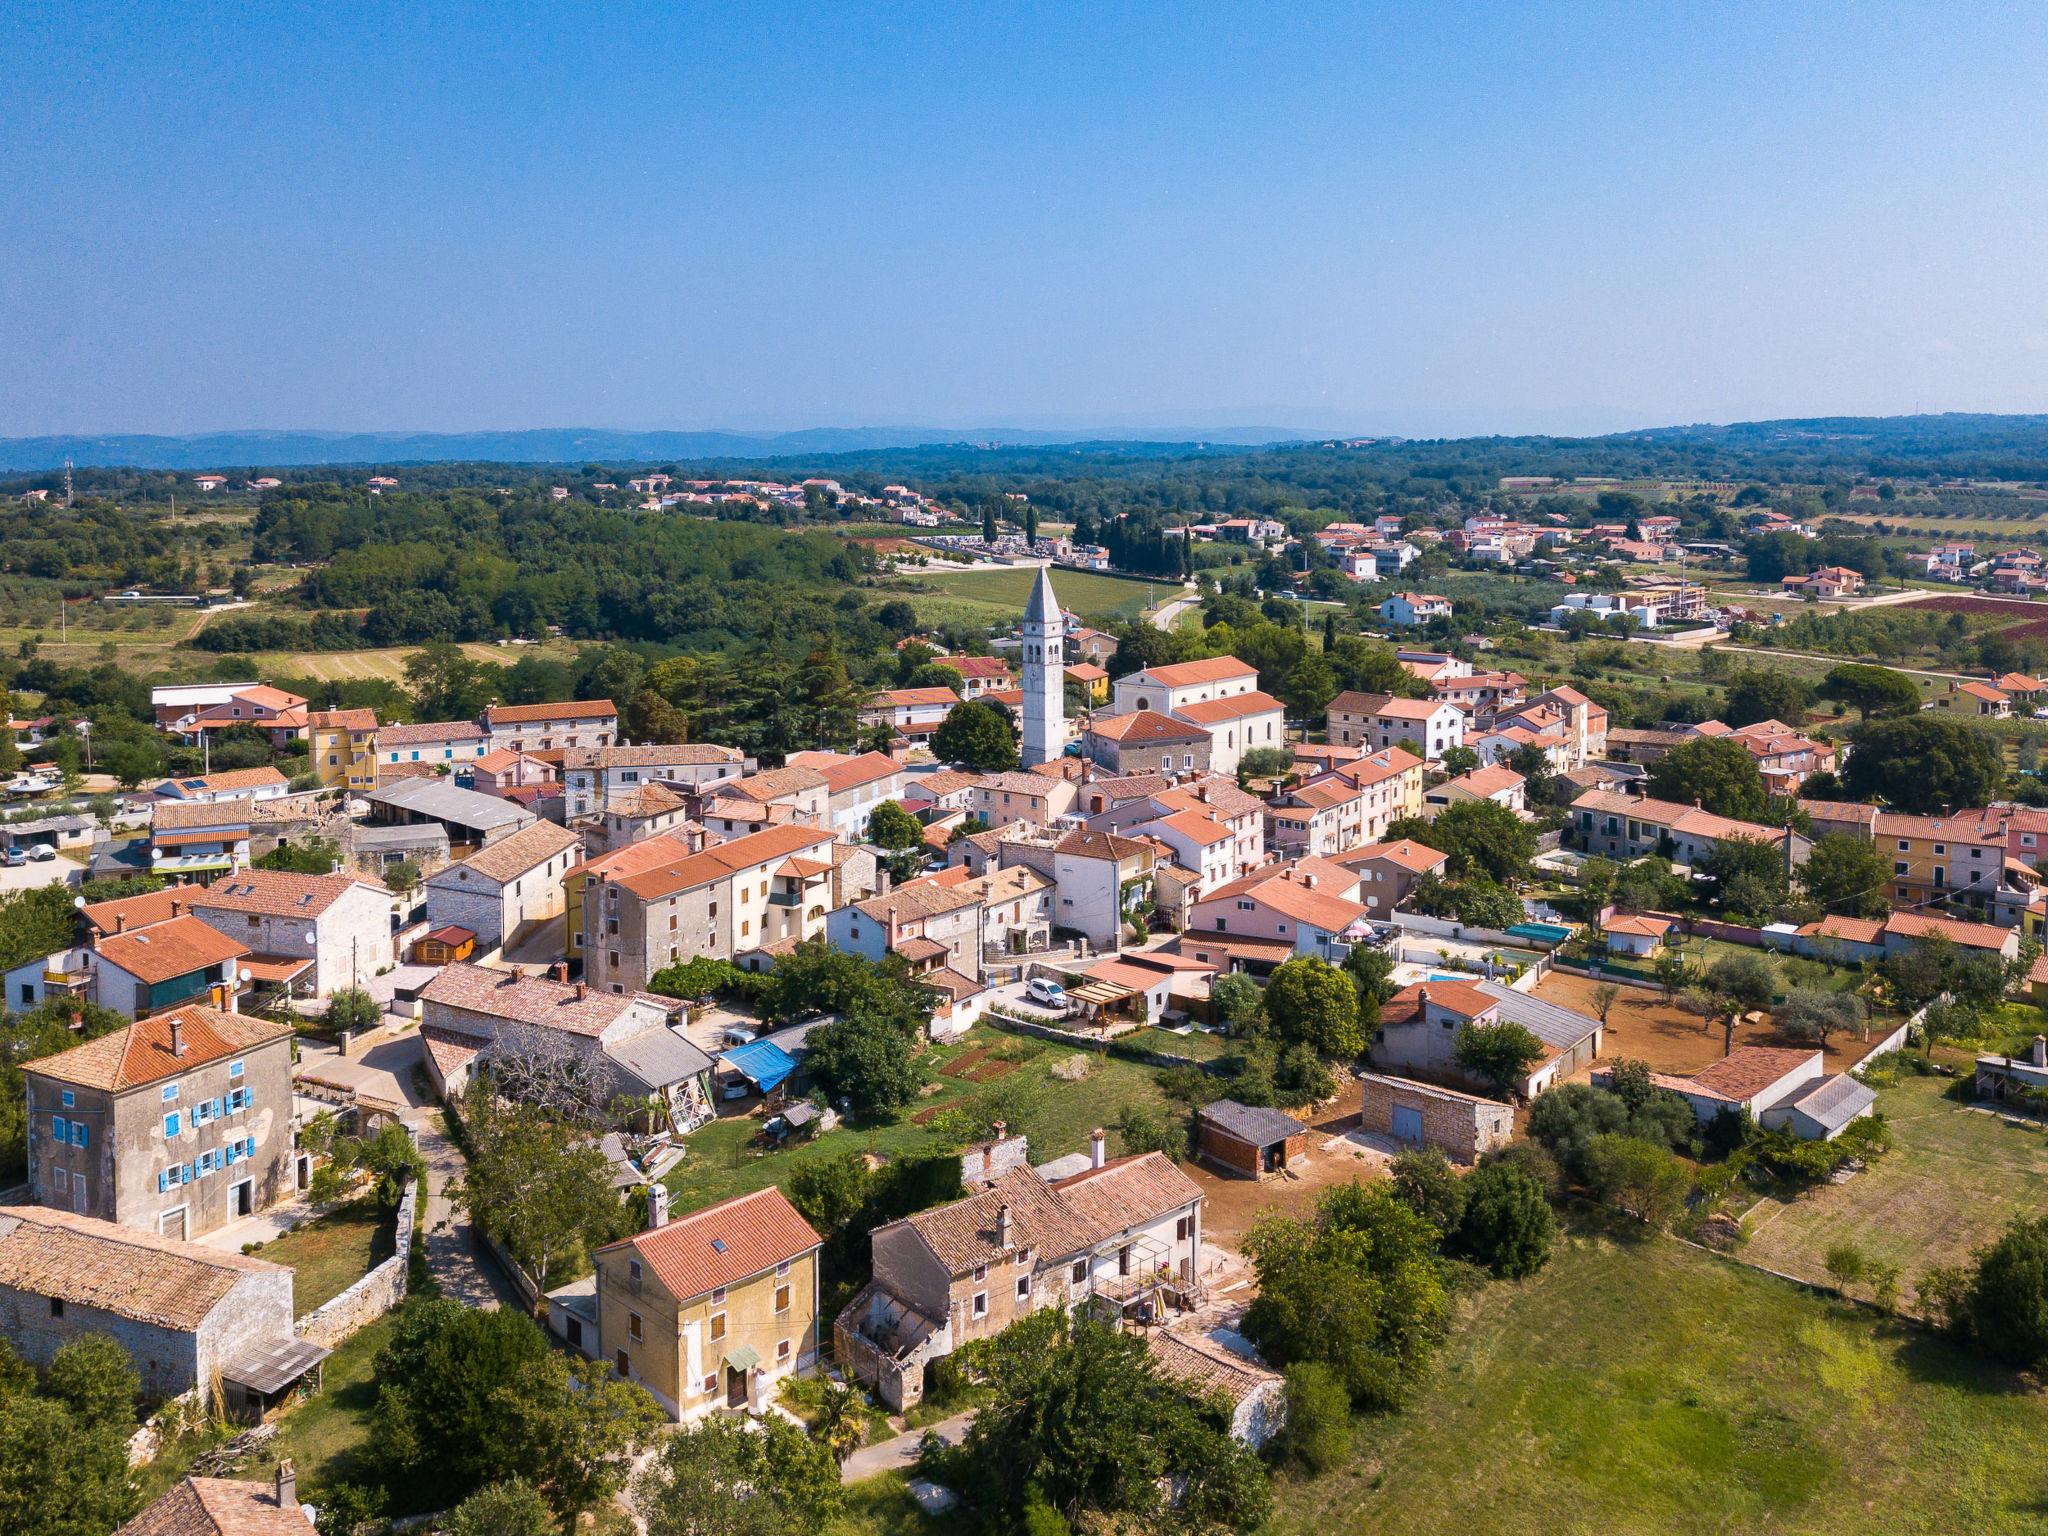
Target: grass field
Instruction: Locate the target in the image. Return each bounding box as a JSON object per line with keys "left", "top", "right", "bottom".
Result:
{"left": 240, "top": 639, "right": 582, "bottom": 683}
{"left": 244, "top": 1199, "right": 396, "bottom": 1313}
{"left": 879, "top": 566, "right": 1175, "bottom": 629}
{"left": 1739, "top": 1073, "right": 2048, "bottom": 1312}
{"left": 1265, "top": 1232, "right": 2048, "bottom": 1536}
{"left": 661, "top": 1026, "right": 1173, "bottom": 1215}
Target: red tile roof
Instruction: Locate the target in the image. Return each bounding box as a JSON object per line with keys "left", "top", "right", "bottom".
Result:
{"left": 23, "top": 1005, "right": 288, "bottom": 1092}
{"left": 599, "top": 1186, "right": 820, "bottom": 1301}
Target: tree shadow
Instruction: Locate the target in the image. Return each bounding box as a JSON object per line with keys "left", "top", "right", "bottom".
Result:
{"left": 1887, "top": 1321, "right": 2043, "bottom": 1398}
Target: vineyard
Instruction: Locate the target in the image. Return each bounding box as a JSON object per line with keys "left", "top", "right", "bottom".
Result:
{"left": 1901, "top": 593, "right": 2048, "bottom": 644}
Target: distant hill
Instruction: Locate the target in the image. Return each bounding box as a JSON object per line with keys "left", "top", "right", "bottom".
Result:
{"left": 0, "top": 424, "right": 1314, "bottom": 473}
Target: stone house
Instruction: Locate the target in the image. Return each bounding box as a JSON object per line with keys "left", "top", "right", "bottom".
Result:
{"left": 373, "top": 719, "right": 489, "bottom": 779}
{"left": 22, "top": 1004, "right": 296, "bottom": 1240}
{"left": 118, "top": 1470, "right": 318, "bottom": 1534}
{"left": 702, "top": 766, "right": 831, "bottom": 840}
{"left": 579, "top": 1187, "right": 822, "bottom": 1420}
{"left": 786, "top": 750, "right": 909, "bottom": 841}
{"left": 1078, "top": 711, "right": 1211, "bottom": 776}
{"left": 188, "top": 871, "right": 396, "bottom": 999}
{"left": 969, "top": 770, "right": 1078, "bottom": 829}
{"left": 1357, "top": 1072, "right": 1514, "bottom": 1163}
{"left": 562, "top": 743, "right": 747, "bottom": 820}
{"left": 481, "top": 698, "right": 619, "bottom": 753}
{"left": 424, "top": 819, "right": 583, "bottom": 951}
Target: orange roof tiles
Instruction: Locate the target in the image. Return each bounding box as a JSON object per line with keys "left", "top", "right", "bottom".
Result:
{"left": 598, "top": 1186, "right": 820, "bottom": 1302}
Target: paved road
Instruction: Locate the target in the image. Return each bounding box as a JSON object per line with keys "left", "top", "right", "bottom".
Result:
{"left": 839, "top": 1410, "right": 976, "bottom": 1483}
{"left": 1150, "top": 585, "right": 1201, "bottom": 631}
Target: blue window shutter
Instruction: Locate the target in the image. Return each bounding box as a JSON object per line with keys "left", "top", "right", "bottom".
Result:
{"left": 165, "top": 1111, "right": 179, "bottom": 1137}
{"left": 183, "top": 1162, "right": 193, "bottom": 1183}
{"left": 158, "top": 1170, "right": 167, "bottom": 1193}
{"left": 73, "top": 1124, "right": 87, "bottom": 1149}
{"left": 51, "top": 1115, "right": 66, "bottom": 1139}
{"left": 211, "top": 1098, "right": 222, "bottom": 1119}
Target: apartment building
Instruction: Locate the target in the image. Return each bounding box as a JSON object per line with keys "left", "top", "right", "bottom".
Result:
{"left": 308, "top": 708, "right": 379, "bottom": 791}
{"left": 1266, "top": 779, "right": 1366, "bottom": 860}
{"left": 1571, "top": 790, "right": 1810, "bottom": 869}
{"left": 786, "top": 751, "right": 909, "bottom": 841}
{"left": 481, "top": 699, "right": 619, "bottom": 753}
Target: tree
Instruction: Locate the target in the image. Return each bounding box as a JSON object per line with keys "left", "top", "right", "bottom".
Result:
{"left": 1283, "top": 655, "right": 1339, "bottom": 720}
{"left": 323, "top": 987, "right": 381, "bottom": 1035}
{"left": 258, "top": 835, "right": 343, "bottom": 874}
{"left": 1209, "top": 971, "right": 1264, "bottom": 1034}
{"left": 650, "top": 955, "right": 748, "bottom": 1002}
{"left": 1799, "top": 833, "right": 1890, "bottom": 918}
{"left": 932, "top": 700, "right": 1018, "bottom": 774}
{"left": 1422, "top": 798, "right": 1537, "bottom": 883}
{"left": 1241, "top": 1182, "right": 1448, "bottom": 1409}
{"left": 805, "top": 1011, "right": 921, "bottom": 1118}
{"left": 810, "top": 1378, "right": 871, "bottom": 1466}
{"left": 383, "top": 857, "right": 422, "bottom": 894}
{"left": 1262, "top": 957, "right": 1364, "bottom": 1058}
{"left": 1582, "top": 1134, "right": 1692, "bottom": 1226}
{"left": 1343, "top": 942, "right": 1396, "bottom": 1024}
{"left": 1842, "top": 713, "right": 2004, "bottom": 814}
{"left": 865, "top": 799, "right": 923, "bottom": 851}
{"left": 1721, "top": 668, "right": 1814, "bottom": 727}
{"left": 1823, "top": 663, "right": 1922, "bottom": 721}
{"left": 1645, "top": 736, "right": 1769, "bottom": 822}
{"left": 1824, "top": 1243, "right": 1869, "bottom": 1294}
{"left": 636, "top": 1408, "right": 840, "bottom": 1536}
{"left": 1951, "top": 1215, "right": 2048, "bottom": 1369}
{"left": 940, "top": 1307, "right": 1269, "bottom": 1533}
{"left": 1440, "top": 744, "right": 1480, "bottom": 777}
{"left": 1775, "top": 987, "right": 1866, "bottom": 1047}
{"left": 405, "top": 641, "right": 498, "bottom": 721}
{"left": 445, "top": 1479, "right": 554, "bottom": 1536}
{"left": 1698, "top": 835, "right": 1789, "bottom": 915}
{"left": 1705, "top": 950, "right": 1777, "bottom": 1014}
{"left": 1114, "top": 1101, "right": 1192, "bottom": 1159}
{"left": 1589, "top": 983, "right": 1622, "bottom": 1028}
{"left": 787, "top": 1150, "right": 876, "bottom": 1234}
{"left": 1453, "top": 1020, "right": 1546, "bottom": 1097}
{"left": 1275, "top": 1362, "right": 1351, "bottom": 1474}
{"left": 1238, "top": 745, "right": 1296, "bottom": 781}
{"left": 1389, "top": 1146, "right": 1467, "bottom": 1237}
{"left": 1455, "top": 1161, "right": 1555, "bottom": 1278}
{"left": 499, "top": 1353, "right": 666, "bottom": 1522}
{"left": 455, "top": 1093, "right": 622, "bottom": 1291}
{"left": 304, "top": 1115, "right": 425, "bottom": 1214}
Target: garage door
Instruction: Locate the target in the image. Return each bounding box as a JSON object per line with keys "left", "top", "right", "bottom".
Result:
{"left": 1391, "top": 1105, "right": 1424, "bottom": 1146}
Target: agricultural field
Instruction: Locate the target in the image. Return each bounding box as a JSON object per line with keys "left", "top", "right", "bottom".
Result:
{"left": 241, "top": 639, "right": 580, "bottom": 684}
{"left": 1265, "top": 1232, "right": 2048, "bottom": 1536}
{"left": 877, "top": 565, "right": 1176, "bottom": 630}
{"left": 660, "top": 1025, "right": 1173, "bottom": 1215}
{"left": 1738, "top": 1071, "right": 2048, "bottom": 1314}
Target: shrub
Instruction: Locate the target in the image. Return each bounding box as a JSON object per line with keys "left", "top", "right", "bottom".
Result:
{"left": 1275, "top": 1361, "right": 1351, "bottom": 1473}
{"left": 1388, "top": 1147, "right": 1467, "bottom": 1238}
{"left": 1455, "top": 1162, "right": 1556, "bottom": 1278}
{"left": 1581, "top": 1134, "right": 1692, "bottom": 1227}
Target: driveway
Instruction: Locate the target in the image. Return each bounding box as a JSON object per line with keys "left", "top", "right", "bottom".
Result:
{"left": 0, "top": 858, "right": 80, "bottom": 897}
{"left": 839, "top": 1410, "right": 976, "bottom": 1484}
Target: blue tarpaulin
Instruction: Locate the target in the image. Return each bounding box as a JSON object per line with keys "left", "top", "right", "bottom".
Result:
{"left": 721, "top": 1039, "right": 798, "bottom": 1092}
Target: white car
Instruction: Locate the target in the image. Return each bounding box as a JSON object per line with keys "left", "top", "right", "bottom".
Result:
{"left": 720, "top": 1026, "right": 758, "bottom": 1048}
{"left": 1025, "top": 977, "right": 1070, "bottom": 1010}
{"left": 24, "top": 844, "right": 55, "bottom": 862}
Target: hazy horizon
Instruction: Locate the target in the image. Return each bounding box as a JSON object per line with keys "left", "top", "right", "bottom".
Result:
{"left": 6, "top": 4, "right": 2047, "bottom": 438}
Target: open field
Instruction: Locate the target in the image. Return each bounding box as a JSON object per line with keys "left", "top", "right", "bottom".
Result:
{"left": 1739, "top": 1072, "right": 2048, "bottom": 1312}
{"left": 879, "top": 565, "right": 1173, "bottom": 629}
{"left": 1535, "top": 969, "right": 1884, "bottom": 1077}
{"left": 241, "top": 639, "right": 580, "bottom": 684}
{"left": 1265, "top": 1231, "right": 2048, "bottom": 1536}
{"left": 660, "top": 1025, "right": 1173, "bottom": 1215}
{"left": 244, "top": 1199, "right": 395, "bottom": 1313}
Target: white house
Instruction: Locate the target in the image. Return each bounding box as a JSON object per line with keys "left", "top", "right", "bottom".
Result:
{"left": 561, "top": 744, "right": 746, "bottom": 820}
{"left": 1112, "top": 656, "right": 1259, "bottom": 718}
{"left": 1378, "top": 592, "right": 1452, "bottom": 628}
{"left": 424, "top": 820, "right": 584, "bottom": 950}
{"left": 187, "top": 870, "right": 395, "bottom": 997}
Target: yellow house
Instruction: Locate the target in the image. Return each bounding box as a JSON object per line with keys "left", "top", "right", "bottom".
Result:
{"left": 589, "top": 1187, "right": 822, "bottom": 1420}
{"left": 308, "top": 708, "right": 380, "bottom": 791}
{"left": 1066, "top": 661, "right": 1111, "bottom": 705}
{"left": 1872, "top": 809, "right": 2008, "bottom": 916}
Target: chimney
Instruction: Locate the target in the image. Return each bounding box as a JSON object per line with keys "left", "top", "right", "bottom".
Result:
{"left": 991, "top": 1119, "right": 1006, "bottom": 1143}
{"left": 996, "top": 1202, "right": 1012, "bottom": 1249}
{"left": 114, "top": 913, "right": 125, "bottom": 933}
{"left": 552, "top": 961, "right": 568, "bottom": 982}
{"left": 575, "top": 981, "right": 587, "bottom": 1001}
{"left": 170, "top": 899, "right": 182, "bottom": 918}
{"left": 169, "top": 1015, "right": 187, "bottom": 1058}
{"left": 647, "top": 1182, "right": 670, "bottom": 1229}
{"left": 275, "top": 1459, "right": 297, "bottom": 1510}
{"left": 2033, "top": 1034, "right": 2046, "bottom": 1069}
{"left": 1090, "top": 1127, "right": 1106, "bottom": 1169}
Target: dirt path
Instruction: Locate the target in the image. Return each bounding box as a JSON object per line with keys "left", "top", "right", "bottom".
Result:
{"left": 838, "top": 1410, "right": 976, "bottom": 1484}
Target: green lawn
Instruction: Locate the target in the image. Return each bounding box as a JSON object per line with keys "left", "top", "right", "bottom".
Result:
{"left": 244, "top": 1199, "right": 396, "bottom": 1314}
{"left": 881, "top": 566, "right": 1171, "bottom": 628}
{"left": 1266, "top": 1233, "right": 2048, "bottom": 1536}
{"left": 662, "top": 1027, "right": 1175, "bottom": 1215}
{"left": 1739, "top": 1072, "right": 2048, "bottom": 1311}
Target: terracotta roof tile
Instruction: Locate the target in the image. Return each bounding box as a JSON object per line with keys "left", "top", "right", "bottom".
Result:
{"left": 444, "top": 820, "right": 582, "bottom": 884}
{"left": 484, "top": 699, "right": 617, "bottom": 726}
{"left": 0, "top": 1206, "right": 283, "bottom": 1331}
{"left": 1127, "top": 656, "right": 1257, "bottom": 688}
{"left": 599, "top": 1186, "right": 820, "bottom": 1301}
{"left": 95, "top": 916, "right": 251, "bottom": 985}
{"left": 23, "top": 1005, "right": 288, "bottom": 1092}
{"left": 191, "top": 869, "right": 379, "bottom": 919}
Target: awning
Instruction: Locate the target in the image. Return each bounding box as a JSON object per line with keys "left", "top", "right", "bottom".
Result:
{"left": 720, "top": 1039, "right": 797, "bottom": 1092}
{"left": 1069, "top": 978, "right": 1137, "bottom": 1006}
{"left": 723, "top": 1344, "right": 761, "bottom": 1372}
{"left": 220, "top": 1335, "right": 330, "bottom": 1395}
{"left": 242, "top": 954, "right": 315, "bottom": 985}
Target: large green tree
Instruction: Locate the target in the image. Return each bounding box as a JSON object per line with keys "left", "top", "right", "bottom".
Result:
{"left": 1951, "top": 1215, "right": 2048, "bottom": 1370}
{"left": 454, "top": 1092, "right": 623, "bottom": 1290}
{"left": 1417, "top": 798, "right": 1536, "bottom": 883}
{"left": 1841, "top": 713, "right": 2005, "bottom": 813}
{"left": 1452, "top": 1019, "right": 1547, "bottom": 1097}
{"left": 1262, "top": 956, "right": 1365, "bottom": 1058}
{"left": 1645, "top": 736, "right": 1770, "bottom": 822}
{"left": 1721, "top": 668, "right": 1814, "bottom": 727}
{"left": 932, "top": 699, "right": 1019, "bottom": 774}
{"left": 0, "top": 1336, "right": 140, "bottom": 1536}
{"left": 1799, "top": 831, "right": 1891, "bottom": 918}
{"left": 804, "top": 1011, "right": 920, "bottom": 1118}
{"left": 1822, "top": 662, "right": 1922, "bottom": 721}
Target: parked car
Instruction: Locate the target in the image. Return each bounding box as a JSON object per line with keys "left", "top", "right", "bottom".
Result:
{"left": 1025, "top": 977, "right": 1070, "bottom": 1009}
{"left": 720, "top": 1025, "right": 757, "bottom": 1048}
{"left": 0, "top": 848, "right": 23, "bottom": 868}
{"left": 23, "top": 844, "right": 56, "bottom": 862}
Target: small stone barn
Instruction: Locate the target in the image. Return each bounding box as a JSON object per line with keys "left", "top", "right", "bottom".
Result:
{"left": 1357, "top": 1072, "right": 1513, "bottom": 1165}
{"left": 1195, "top": 1100, "right": 1309, "bottom": 1179}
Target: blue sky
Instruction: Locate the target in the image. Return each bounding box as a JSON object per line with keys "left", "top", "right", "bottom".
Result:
{"left": 3, "top": 1, "right": 2046, "bottom": 437}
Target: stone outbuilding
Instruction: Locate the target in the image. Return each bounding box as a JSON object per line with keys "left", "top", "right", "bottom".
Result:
{"left": 1357, "top": 1071, "right": 1514, "bottom": 1164}
{"left": 1195, "top": 1100, "right": 1308, "bottom": 1180}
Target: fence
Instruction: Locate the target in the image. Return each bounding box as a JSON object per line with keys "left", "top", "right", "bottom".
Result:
{"left": 297, "top": 1171, "right": 418, "bottom": 1350}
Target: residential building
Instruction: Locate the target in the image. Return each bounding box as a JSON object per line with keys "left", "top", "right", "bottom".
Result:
{"left": 1348, "top": 696, "right": 1465, "bottom": 762}
{"left": 418, "top": 963, "right": 713, "bottom": 1128}
{"left": 586, "top": 825, "right": 847, "bottom": 991}
{"left": 1933, "top": 680, "right": 2012, "bottom": 719}
{"left": 1378, "top": 592, "right": 1452, "bottom": 627}
{"left": 1780, "top": 565, "right": 1865, "bottom": 599}
{"left": 1146, "top": 809, "right": 1240, "bottom": 894}
{"left": 89, "top": 915, "right": 251, "bottom": 1018}
{"left": 152, "top": 766, "right": 289, "bottom": 804}
{"left": 159, "top": 685, "right": 308, "bottom": 748}
{"left": 374, "top": 719, "right": 489, "bottom": 777}
{"left": 1311, "top": 746, "right": 1425, "bottom": 840}
{"left": 830, "top": 879, "right": 986, "bottom": 981}
{"left": 934, "top": 655, "right": 1014, "bottom": 699}
{"left": 1066, "top": 661, "right": 1110, "bottom": 704}
{"left": 1593, "top": 1047, "right": 1870, "bottom": 1138}
{"left": 119, "top": 1470, "right": 320, "bottom": 1534}
{"left": 860, "top": 687, "right": 959, "bottom": 748}
{"left": 785, "top": 750, "right": 909, "bottom": 841}
{"left": 1571, "top": 789, "right": 1810, "bottom": 869}
{"left": 1078, "top": 711, "right": 1211, "bottom": 776}
{"left": 188, "top": 870, "right": 396, "bottom": 997}
{"left": 1602, "top": 913, "right": 1672, "bottom": 956}
{"left": 583, "top": 1187, "right": 823, "bottom": 1420}
{"left": 481, "top": 699, "right": 619, "bottom": 753}
{"left": 1871, "top": 809, "right": 2012, "bottom": 914}
{"left": 1333, "top": 837, "right": 1447, "bottom": 914}
{"left": 150, "top": 799, "right": 254, "bottom": 880}
{"left": 307, "top": 708, "right": 379, "bottom": 791}
{"left": 1500, "top": 686, "right": 1607, "bottom": 767}
{"left": 1112, "top": 655, "right": 1259, "bottom": 717}
{"left": 469, "top": 748, "right": 557, "bottom": 797}
{"left": 837, "top": 1136, "right": 1203, "bottom": 1410}
{"left": 424, "top": 820, "right": 584, "bottom": 951}
{"left": 563, "top": 744, "right": 747, "bottom": 820}
{"left": 0, "top": 1205, "right": 308, "bottom": 1406}
{"left": 1186, "top": 860, "right": 1367, "bottom": 965}
{"left": 1722, "top": 718, "right": 1836, "bottom": 794}
{"left": 1423, "top": 764, "right": 1526, "bottom": 817}
{"left": 1372, "top": 980, "right": 1600, "bottom": 1098}
{"left": 566, "top": 830, "right": 704, "bottom": 967}
{"left": 1266, "top": 779, "right": 1366, "bottom": 859}
{"left": 596, "top": 782, "right": 695, "bottom": 852}
{"left": 1168, "top": 690, "right": 1287, "bottom": 775}
{"left": 960, "top": 865, "right": 1055, "bottom": 961}
{"left": 970, "top": 770, "right": 1078, "bottom": 828}
{"left": 21, "top": 1004, "right": 294, "bottom": 1238}
{"left": 703, "top": 766, "right": 831, "bottom": 839}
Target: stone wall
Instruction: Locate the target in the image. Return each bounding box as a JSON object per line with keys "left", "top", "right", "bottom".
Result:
{"left": 296, "top": 1174, "right": 416, "bottom": 1350}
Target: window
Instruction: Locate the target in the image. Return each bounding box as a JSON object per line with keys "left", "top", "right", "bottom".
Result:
{"left": 1894, "top": 861, "right": 1908, "bottom": 875}
{"left": 70, "top": 1122, "right": 86, "bottom": 1149}
{"left": 777, "top": 1339, "right": 791, "bottom": 1362}
{"left": 709, "top": 1312, "right": 727, "bottom": 1341}
{"left": 51, "top": 1115, "right": 67, "bottom": 1140}
{"left": 1072, "top": 1259, "right": 1087, "bottom": 1285}
{"left": 628, "top": 1311, "right": 642, "bottom": 1341}
{"left": 972, "top": 1292, "right": 987, "bottom": 1317}
{"left": 49, "top": 1297, "right": 63, "bottom": 1318}
{"left": 775, "top": 1259, "right": 791, "bottom": 1277}
{"left": 703, "top": 1374, "right": 718, "bottom": 1395}
{"left": 54, "top": 1168, "right": 68, "bottom": 1195}
{"left": 774, "top": 1284, "right": 791, "bottom": 1313}
{"left": 629, "top": 1259, "right": 642, "bottom": 1283}
{"left": 615, "top": 1350, "right": 630, "bottom": 1375}
{"left": 1016, "top": 1275, "right": 1031, "bottom": 1301}
{"left": 228, "top": 1060, "right": 243, "bottom": 1079}
{"left": 1176, "top": 1216, "right": 1191, "bottom": 1241}
{"left": 60, "top": 1090, "right": 73, "bottom": 1109}
{"left": 711, "top": 1285, "right": 727, "bottom": 1303}
{"left": 162, "top": 1085, "right": 179, "bottom": 1103}
{"left": 1015, "top": 1248, "right": 1031, "bottom": 1266}
{"left": 1118, "top": 1246, "right": 1132, "bottom": 1276}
